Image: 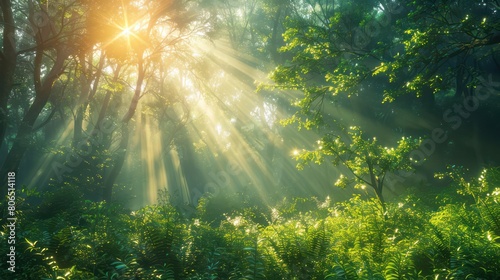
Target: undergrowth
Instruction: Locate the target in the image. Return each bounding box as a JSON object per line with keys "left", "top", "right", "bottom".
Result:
{"left": 1, "top": 167, "right": 500, "bottom": 279}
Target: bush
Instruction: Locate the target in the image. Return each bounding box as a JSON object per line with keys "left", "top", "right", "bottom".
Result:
{"left": 2, "top": 167, "right": 500, "bottom": 279}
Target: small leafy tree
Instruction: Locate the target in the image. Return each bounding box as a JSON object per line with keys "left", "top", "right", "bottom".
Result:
{"left": 295, "top": 126, "right": 420, "bottom": 213}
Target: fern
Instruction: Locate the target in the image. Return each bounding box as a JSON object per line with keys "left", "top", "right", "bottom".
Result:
{"left": 384, "top": 253, "right": 418, "bottom": 280}
{"left": 48, "top": 227, "right": 75, "bottom": 269}
{"left": 241, "top": 246, "right": 265, "bottom": 280}
{"left": 325, "top": 262, "right": 358, "bottom": 280}
{"left": 307, "top": 221, "right": 329, "bottom": 261}
{"left": 480, "top": 200, "right": 500, "bottom": 236}
{"left": 428, "top": 224, "right": 451, "bottom": 266}
{"left": 154, "top": 263, "right": 176, "bottom": 280}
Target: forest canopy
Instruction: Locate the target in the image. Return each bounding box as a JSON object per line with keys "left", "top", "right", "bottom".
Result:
{"left": 1, "top": 0, "right": 500, "bottom": 278}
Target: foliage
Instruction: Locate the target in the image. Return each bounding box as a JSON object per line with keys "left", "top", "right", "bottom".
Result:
{"left": 1, "top": 1, "right": 500, "bottom": 279}
{"left": 2, "top": 168, "right": 500, "bottom": 279}
{"left": 264, "top": 0, "right": 500, "bottom": 197}
{"left": 295, "top": 126, "right": 421, "bottom": 209}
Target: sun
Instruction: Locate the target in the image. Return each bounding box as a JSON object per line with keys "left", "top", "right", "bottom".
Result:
{"left": 120, "top": 27, "right": 132, "bottom": 37}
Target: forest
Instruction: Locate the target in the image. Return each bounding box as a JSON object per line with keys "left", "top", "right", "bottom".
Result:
{"left": 1, "top": 0, "right": 500, "bottom": 279}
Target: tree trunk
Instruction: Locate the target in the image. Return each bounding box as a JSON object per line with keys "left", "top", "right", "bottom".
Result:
{"left": 102, "top": 124, "right": 129, "bottom": 201}
{"left": 75, "top": 53, "right": 105, "bottom": 146}
{"left": 0, "top": 94, "right": 52, "bottom": 197}
{"left": 367, "top": 160, "right": 386, "bottom": 216}
{"left": 73, "top": 54, "right": 88, "bottom": 146}
{"left": 92, "top": 63, "right": 119, "bottom": 137}
{"left": 270, "top": 6, "right": 284, "bottom": 63}
{"left": 102, "top": 53, "right": 145, "bottom": 202}
{"left": 0, "top": 45, "right": 67, "bottom": 197}
{"left": 0, "top": 0, "right": 17, "bottom": 150}
{"left": 374, "top": 183, "right": 386, "bottom": 215}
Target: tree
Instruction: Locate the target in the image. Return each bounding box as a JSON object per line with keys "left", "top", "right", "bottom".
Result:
{"left": 375, "top": 0, "right": 500, "bottom": 102}
{"left": 0, "top": 0, "right": 17, "bottom": 149}
{"left": 261, "top": 0, "right": 436, "bottom": 210}
{"left": 373, "top": 0, "right": 500, "bottom": 168}
{"left": 1, "top": 0, "right": 83, "bottom": 197}
{"left": 99, "top": 0, "right": 216, "bottom": 201}
{"left": 265, "top": 0, "right": 500, "bottom": 206}
{"left": 0, "top": 0, "right": 217, "bottom": 202}
{"left": 295, "top": 126, "right": 420, "bottom": 213}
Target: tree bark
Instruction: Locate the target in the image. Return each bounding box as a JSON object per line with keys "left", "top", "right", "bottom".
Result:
{"left": 102, "top": 53, "right": 145, "bottom": 202}
{"left": 367, "top": 159, "right": 386, "bottom": 215}
{"left": 0, "top": 0, "right": 17, "bottom": 150}
{"left": 92, "top": 62, "right": 119, "bottom": 136}
{"left": 73, "top": 57, "right": 90, "bottom": 147}
{"left": 75, "top": 53, "right": 106, "bottom": 146}
{"left": 270, "top": 5, "right": 284, "bottom": 63}
{"left": 102, "top": 124, "right": 129, "bottom": 201}
{"left": 0, "top": 45, "right": 67, "bottom": 197}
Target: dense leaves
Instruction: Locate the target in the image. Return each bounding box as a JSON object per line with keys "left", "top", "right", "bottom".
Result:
{"left": 295, "top": 126, "right": 421, "bottom": 208}
{"left": 1, "top": 0, "right": 500, "bottom": 278}
{"left": 1, "top": 168, "right": 500, "bottom": 279}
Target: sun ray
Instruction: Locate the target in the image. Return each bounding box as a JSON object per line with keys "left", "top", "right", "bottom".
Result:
{"left": 106, "top": 27, "right": 400, "bottom": 210}
{"left": 27, "top": 119, "right": 74, "bottom": 188}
